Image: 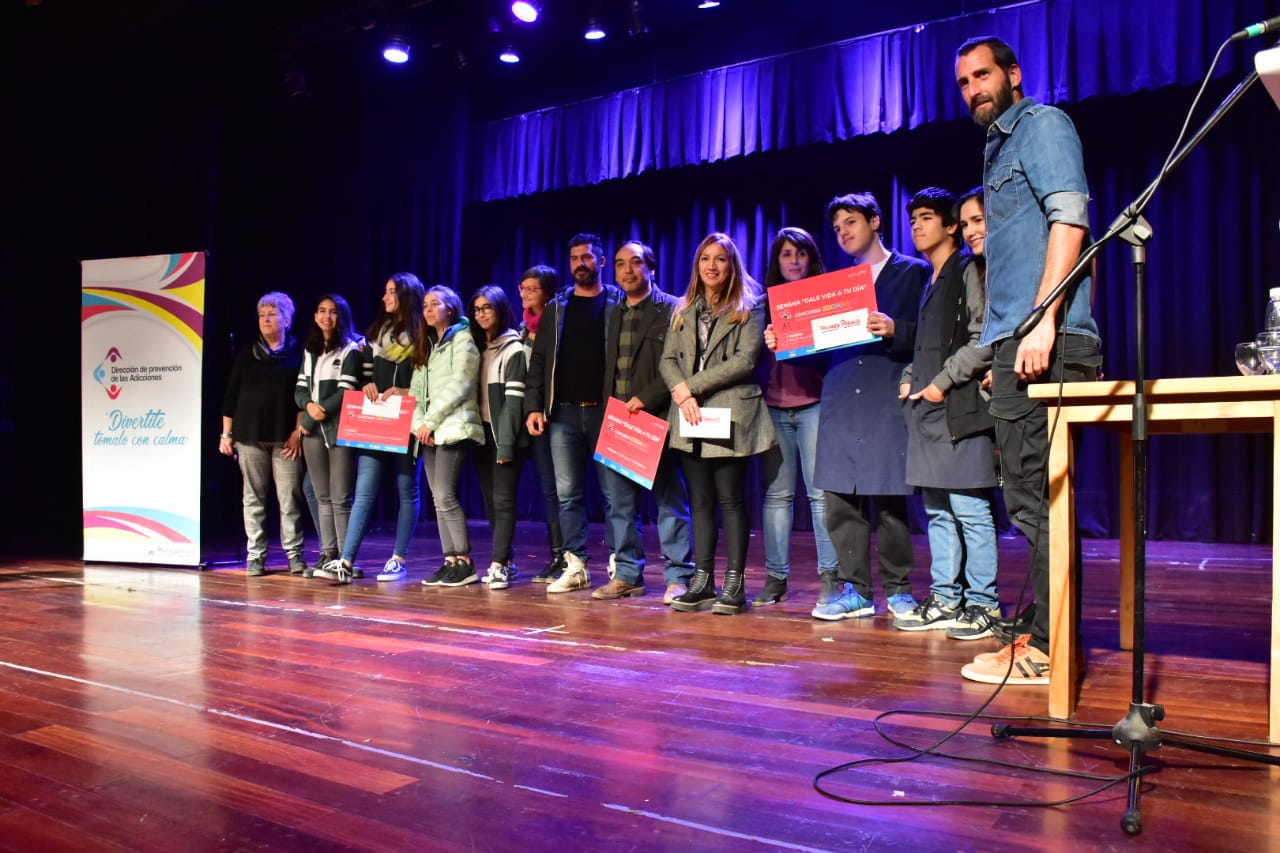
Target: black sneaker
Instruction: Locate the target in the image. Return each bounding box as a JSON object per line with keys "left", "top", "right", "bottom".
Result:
{"left": 752, "top": 575, "right": 788, "bottom": 606}
{"left": 946, "top": 604, "right": 1000, "bottom": 640}
{"left": 892, "top": 594, "right": 960, "bottom": 631}
{"left": 991, "top": 603, "right": 1035, "bottom": 643}
{"left": 817, "top": 571, "right": 842, "bottom": 605}
{"left": 438, "top": 560, "right": 479, "bottom": 587}
{"left": 421, "top": 561, "right": 454, "bottom": 586}
{"left": 305, "top": 551, "right": 337, "bottom": 579}
{"left": 532, "top": 553, "right": 566, "bottom": 584}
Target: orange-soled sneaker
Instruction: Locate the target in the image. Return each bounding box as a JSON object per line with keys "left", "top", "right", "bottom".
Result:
{"left": 961, "top": 635, "right": 1049, "bottom": 685}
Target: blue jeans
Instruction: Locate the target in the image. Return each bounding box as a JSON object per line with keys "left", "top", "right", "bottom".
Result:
{"left": 922, "top": 487, "right": 998, "bottom": 610}
{"left": 549, "top": 403, "right": 607, "bottom": 561}
{"left": 597, "top": 448, "right": 693, "bottom": 586}
{"left": 342, "top": 449, "right": 420, "bottom": 563}
{"left": 761, "top": 403, "right": 837, "bottom": 578}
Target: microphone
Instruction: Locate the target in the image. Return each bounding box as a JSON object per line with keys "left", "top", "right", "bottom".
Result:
{"left": 1231, "top": 16, "right": 1280, "bottom": 41}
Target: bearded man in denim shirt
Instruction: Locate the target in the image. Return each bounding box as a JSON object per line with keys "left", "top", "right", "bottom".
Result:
{"left": 954, "top": 35, "right": 1103, "bottom": 685}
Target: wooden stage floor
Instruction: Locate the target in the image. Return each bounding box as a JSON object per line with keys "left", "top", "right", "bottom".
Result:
{"left": 0, "top": 523, "right": 1276, "bottom": 851}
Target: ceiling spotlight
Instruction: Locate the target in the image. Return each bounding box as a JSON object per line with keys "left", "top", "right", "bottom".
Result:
{"left": 584, "top": 18, "right": 606, "bottom": 40}
{"left": 499, "top": 46, "right": 521, "bottom": 63}
{"left": 697, "top": 0, "right": 721, "bottom": 7}
{"left": 382, "top": 34, "right": 410, "bottom": 64}
{"left": 511, "top": 2, "right": 540, "bottom": 23}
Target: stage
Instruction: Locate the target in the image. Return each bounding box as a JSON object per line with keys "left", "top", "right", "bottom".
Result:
{"left": 0, "top": 524, "right": 1273, "bottom": 850}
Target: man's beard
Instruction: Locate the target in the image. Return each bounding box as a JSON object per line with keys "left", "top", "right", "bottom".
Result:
{"left": 573, "top": 266, "right": 597, "bottom": 285}
{"left": 971, "top": 79, "right": 1014, "bottom": 128}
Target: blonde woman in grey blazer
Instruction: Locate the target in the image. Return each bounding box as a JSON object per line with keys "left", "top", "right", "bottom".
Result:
{"left": 660, "top": 232, "right": 776, "bottom": 616}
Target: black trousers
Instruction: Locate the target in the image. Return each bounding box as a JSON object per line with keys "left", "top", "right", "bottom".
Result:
{"left": 824, "top": 491, "right": 913, "bottom": 600}
{"left": 473, "top": 432, "right": 530, "bottom": 566}
{"left": 679, "top": 454, "right": 749, "bottom": 575}
{"left": 990, "top": 333, "right": 1102, "bottom": 654}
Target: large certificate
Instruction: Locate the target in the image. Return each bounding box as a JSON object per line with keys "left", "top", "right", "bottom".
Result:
{"left": 768, "top": 265, "right": 879, "bottom": 360}
{"left": 593, "top": 397, "right": 669, "bottom": 489}
{"left": 335, "top": 390, "right": 415, "bottom": 453}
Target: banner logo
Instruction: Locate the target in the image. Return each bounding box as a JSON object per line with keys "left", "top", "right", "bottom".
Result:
{"left": 93, "top": 347, "right": 125, "bottom": 400}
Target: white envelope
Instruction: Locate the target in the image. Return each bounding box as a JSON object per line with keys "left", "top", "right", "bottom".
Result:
{"left": 361, "top": 395, "right": 405, "bottom": 418}
{"left": 679, "top": 406, "right": 732, "bottom": 438}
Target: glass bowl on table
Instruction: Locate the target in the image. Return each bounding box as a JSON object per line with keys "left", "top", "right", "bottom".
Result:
{"left": 1237, "top": 341, "right": 1264, "bottom": 375}
{"left": 1257, "top": 344, "right": 1280, "bottom": 374}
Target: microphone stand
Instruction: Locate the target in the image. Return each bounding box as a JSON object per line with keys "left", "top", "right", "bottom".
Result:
{"left": 991, "top": 68, "right": 1280, "bottom": 838}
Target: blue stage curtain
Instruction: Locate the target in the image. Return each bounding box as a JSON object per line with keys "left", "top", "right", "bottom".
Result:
{"left": 477, "top": 0, "right": 1269, "bottom": 201}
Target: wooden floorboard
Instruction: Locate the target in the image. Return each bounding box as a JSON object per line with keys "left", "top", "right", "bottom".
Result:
{"left": 0, "top": 523, "right": 1276, "bottom": 851}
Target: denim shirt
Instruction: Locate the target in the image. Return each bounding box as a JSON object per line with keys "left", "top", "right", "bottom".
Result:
{"left": 980, "top": 97, "right": 1100, "bottom": 347}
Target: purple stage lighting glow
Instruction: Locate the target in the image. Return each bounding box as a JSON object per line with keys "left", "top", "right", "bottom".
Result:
{"left": 382, "top": 36, "right": 410, "bottom": 64}
{"left": 499, "top": 47, "right": 520, "bottom": 64}
{"left": 511, "top": 2, "right": 540, "bottom": 23}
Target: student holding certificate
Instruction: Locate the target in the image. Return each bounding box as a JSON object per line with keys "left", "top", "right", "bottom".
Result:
{"left": 315, "top": 273, "right": 424, "bottom": 585}
{"left": 660, "top": 233, "right": 775, "bottom": 616}
{"left": 294, "top": 294, "right": 364, "bottom": 576}
{"left": 413, "top": 286, "right": 484, "bottom": 588}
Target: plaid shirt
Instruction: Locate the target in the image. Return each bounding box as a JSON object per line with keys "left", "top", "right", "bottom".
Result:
{"left": 612, "top": 295, "right": 651, "bottom": 399}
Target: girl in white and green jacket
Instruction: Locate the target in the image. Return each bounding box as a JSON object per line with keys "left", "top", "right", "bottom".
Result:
{"left": 294, "top": 294, "right": 365, "bottom": 572}
{"left": 468, "top": 286, "right": 529, "bottom": 590}
{"left": 411, "top": 285, "right": 483, "bottom": 588}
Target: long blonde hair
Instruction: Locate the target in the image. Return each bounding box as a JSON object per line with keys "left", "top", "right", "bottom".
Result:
{"left": 672, "top": 232, "right": 761, "bottom": 329}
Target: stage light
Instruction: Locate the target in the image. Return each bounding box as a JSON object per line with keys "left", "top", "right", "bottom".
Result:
{"left": 584, "top": 18, "right": 606, "bottom": 40}
{"left": 511, "top": 2, "right": 540, "bottom": 23}
{"left": 697, "top": 1, "right": 721, "bottom": 8}
{"left": 382, "top": 34, "right": 410, "bottom": 64}
{"left": 499, "top": 46, "right": 521, "bottom": 63}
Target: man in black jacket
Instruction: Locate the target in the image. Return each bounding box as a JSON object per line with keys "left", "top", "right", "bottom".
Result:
{"left": 591, "top": 241, "right": 694, "bottom": 603}
{"left": 525, "top": 233, "right": 623, "bottom": 593}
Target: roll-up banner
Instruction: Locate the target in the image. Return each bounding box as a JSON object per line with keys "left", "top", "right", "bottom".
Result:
{"left": 81, "top": 252, "right": 206, "bottom": 565}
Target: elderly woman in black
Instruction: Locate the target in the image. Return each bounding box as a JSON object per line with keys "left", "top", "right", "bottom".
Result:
{"left": 220, "top": 291, "right": 306, "bottom": 576}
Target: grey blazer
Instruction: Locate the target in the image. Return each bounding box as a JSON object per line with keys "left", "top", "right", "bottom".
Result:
{"left": 659, "top": 300, "right": 775, "bottom": 458}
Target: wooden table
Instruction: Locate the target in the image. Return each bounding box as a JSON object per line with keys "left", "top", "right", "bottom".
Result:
{"left": 1030, "top": 375, "right": 1280, "bottom": 738}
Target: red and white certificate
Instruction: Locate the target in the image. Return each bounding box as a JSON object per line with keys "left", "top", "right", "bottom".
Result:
{"left": 593, "top": 397, "right": 669, "bottom": 489}
{"left": 335, "top": 390, "right": 415, "bottom": 453}
{"left": 768, "top": 265, "right": 879, "bottom": 360}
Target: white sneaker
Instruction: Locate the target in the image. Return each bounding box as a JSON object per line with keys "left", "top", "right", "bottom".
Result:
{"left": 481, "top": 562, "right": 502, "bottom": 585}
{"left": 489, "top": 564, "right": 512, "bottom": 590}
{"left": 548, "top": 553, "right": 590, "bottom": 593}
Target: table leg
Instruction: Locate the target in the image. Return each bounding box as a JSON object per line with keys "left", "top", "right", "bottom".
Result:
{"left": 1047, "top": 409, "right": 1077, "bottom": 719}
{"left": 1270, "top": 406, "right": 1280, "bottom": 741}
{"left": 1118, "top": 436, "right": 1135, "bottom": 651}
